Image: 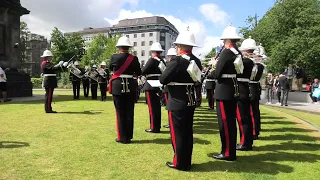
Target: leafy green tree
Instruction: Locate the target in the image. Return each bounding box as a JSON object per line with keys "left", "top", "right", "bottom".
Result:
{"left": 20, "top": 21, "right": 30, "bottom": 63}
{"left": 81, "top": 34, "right": 120, "bottom": 67}
{"left": 50, "top": 27, "right": 85, "bottom": 64}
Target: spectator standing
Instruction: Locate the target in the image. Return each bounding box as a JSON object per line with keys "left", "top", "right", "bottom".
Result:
{"left": 279, "top": 73, "right": 290, "bottom": 106}
{"left": 265, "top": 73, "right": 273, "bottom": 104}
{"left": 295, "top": 65, "right": 305, "bottom": 92}
{"left": 284, "top": 64, "right": 295, "bottom": 91}
{"left": 310, "top": 78, "right": 320, "bottom": 104}
{"left": 0, "top": 66, "right": 11, "bottom": 103}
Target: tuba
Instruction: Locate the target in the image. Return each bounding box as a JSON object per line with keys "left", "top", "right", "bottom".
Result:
{"left": 86, "top": 69, "right": 99, "bottom": 82}
{"left": 68, "top": 63, "right": 83, "bottom": 79}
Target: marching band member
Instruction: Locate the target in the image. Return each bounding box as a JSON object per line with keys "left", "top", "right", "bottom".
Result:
{"left": 162, "top": 47, "right": 177, "bottom": 129}
{"left": 69, "top": 61, "right": 81, "bottom": 100}
{"left": 82, "top": 66, "right": 90, "bottom": 98}
{"left": 109, "top": 36, "right": 141, "bottom": 144}
{"left": 236, "top": 36, "right": 256, "bottom": 151}
{"left": 90, "top": 65, "right": 99, "bottom": 100}
{"left": 160, "top": 30, "right": 202, "bottom": 171}
{"left": 40, "top": 50, "right": 67, "bottom": 113}
{"left": 250, "top": 54, "right": 265, "bottom": 140}
{"left": 142, "top": 42, "right": 165, "bottom": 133}
{"left": 98, "top": 61, "right": 109, "bottom": 101}
{"left": 210, "top": 24, "right": 243, "bottom": 161}
{"left": 204, "top": 61, "right": 216, "bottom": 110}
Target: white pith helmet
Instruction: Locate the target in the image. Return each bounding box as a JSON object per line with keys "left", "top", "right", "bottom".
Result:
{"left": 74, "top": 61, "right": 79, "bottom": 66}
{"left": 220, "top": 24, "right": 242, "bottom": 40}
{"left": 239, "top": 36, "right": 257, "bottom": 51}
{"left": 41, "top": 50, "right": 53, "bottom": 57}
{"left": 174, "top": 30, "right": 199, "bottom": 47}
{"left": 167, "top": 48, "right": 177, "bottom": 56}
{"left": 150, "top": 42, "right": 164, "bottom": 52}
{"left": 116, "top": 36, "right": 132, "bottom": 47}
{"left": 92, "top": 64, "right": 97, "bottom": 68}
{"left": 100, "top": 61, "right": 106, "bottom": 66}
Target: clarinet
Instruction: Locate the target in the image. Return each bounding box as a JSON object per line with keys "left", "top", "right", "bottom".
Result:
{"left": 201, "top": 47, "right": 224, "bottom": 83}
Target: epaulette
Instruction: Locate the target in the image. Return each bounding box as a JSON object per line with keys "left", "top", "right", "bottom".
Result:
{"left": 154, "top": 57, "right": 161, "bottom": 61}
{"left": 229, "top": 47, "right": 240, "bottom": 55}
{"left": 181, "top": 54, "right": 191, "bottom": 60}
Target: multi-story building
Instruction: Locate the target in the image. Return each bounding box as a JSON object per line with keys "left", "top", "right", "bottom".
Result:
{"left": 65, "top": 16, "right": 179, "bottom": 67}
{"left": 21, "top": 33, "right": 49, "bottom": 77}
{"left": 109, "top": 16, "right": 179, "bottom": 66}
{"left": 64, "top": 27, "right": 110, "bottom": 49}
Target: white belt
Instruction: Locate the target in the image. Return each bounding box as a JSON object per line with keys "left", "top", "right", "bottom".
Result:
{"left": 119, "top": 74, "right": 133, "bottom": 78}
{"left": 43, "top": 74, "right": 56, "bottom": 77}
{"left": 237, "top": 78, "right": 250, "bottom": 82}
{"left": 221, "top": 74, "right": 236, "bottom": 78}
{"left": 146, "top": 74, "right": 161, "bottom": 78}
{"left": 206, "top": 79, "right": 216, "bottom": 82}
{"left": 167, "top": 82, "right": 194, "bottom": 86}
{"left": 249, "top": 81, "right": 259, "bottom": 84}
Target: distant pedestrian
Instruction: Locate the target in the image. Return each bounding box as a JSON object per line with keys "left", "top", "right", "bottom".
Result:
{"left": 265, "top": 73, "right": 273, "bottom": 104}
{"left": 310, "top": 78, "right": 320, "bottom": 104}
{"left": 279, "top": 73, "right": 290, "bottom": 106}
{"left": 295, "top": 65, "right": 305, "bottom": 92}
{"left": 0, "top": 66, "right": 11, "bottom": 103}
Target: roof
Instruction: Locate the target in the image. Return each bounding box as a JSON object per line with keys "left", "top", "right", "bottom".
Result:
{"left": 1, "top": 0, "right": 30, "bottom": 15}
{"left": 65, "top": 27, "right": 111, "bottom": 35}
{"left": 113, "top": 16, "right": 178, "bottom": 33}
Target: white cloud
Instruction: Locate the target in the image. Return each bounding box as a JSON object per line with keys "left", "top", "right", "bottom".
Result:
{"left": 199, "top": 3, "right": 229, "bottom": 26}
{"left": 20, "top": 0, "right": 141, "bottom": 37}
{"left": 105, "top": 9, "right": 221, "bottom": 59}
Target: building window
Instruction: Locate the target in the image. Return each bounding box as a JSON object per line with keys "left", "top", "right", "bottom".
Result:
{"left": 141, "top": 50, "right": 145, "bottom": 56}
{"left": 141, "top": 33, "right": 145, "bottom": 37}
{"left": 161, "top": 32, "right": 165, "bottom": 37}
{"left": 141, "top": 41, "right": 145, "bottom": 46}
{"left": 141, "top": 60, "right": 145, "bottom": 67}
{"left": 134, "top": 42, "right": 137, "bottom": 46}
{"left": 149, "top": 33, "right": 153, "bottom": 37}
{"left": 160, "top": 41, "right": 165, "bottom": 46}
{"left": 134, "top": 34, "right": 137, "bottom": 38}
{"left": 149, "top": 41, "right": 153, "bottom": 46}
{"left": 126, "top": 35, "right": 129, "bottom": 38}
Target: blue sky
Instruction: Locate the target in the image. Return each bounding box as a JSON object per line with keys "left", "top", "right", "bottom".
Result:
{"left": 120, "top": 0, "right": 275, "bottom": 37}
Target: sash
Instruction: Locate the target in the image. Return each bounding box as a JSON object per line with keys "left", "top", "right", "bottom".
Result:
{"left": 108, "top": 54, "right": 134, "bottom": 94}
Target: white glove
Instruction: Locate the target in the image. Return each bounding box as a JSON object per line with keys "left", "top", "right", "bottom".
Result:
{"left": 63, "top": 62, "right": 68, "bottom": 67}
{"left": 67, "top": 64, "right": 72, "bottom": 68}
{"left": 58, "top": 61, "right": 64, "bottom": 65}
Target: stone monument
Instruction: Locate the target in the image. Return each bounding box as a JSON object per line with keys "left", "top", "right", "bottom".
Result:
{"left": 0, "top": 0, "right": 32, "bottom": 98}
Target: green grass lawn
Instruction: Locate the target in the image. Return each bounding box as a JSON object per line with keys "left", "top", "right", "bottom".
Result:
{"left": 1, "top": 90, "right": 320, "bottom": 180}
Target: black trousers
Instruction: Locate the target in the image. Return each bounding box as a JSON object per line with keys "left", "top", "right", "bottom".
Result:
{"left": 91, "top": 83, "right": 98, "bottom": 99}
{"left": 45, "top": 87, "right": 54, "bottom": 112}
{"left": 83, "top": 83, "right": 90, "bottom": 97}
{"left": 206, "top": 89, "right": 215, "bottom": 109}
{"left": 281, "top": 89, "right": 289, "bottom": 106}
{"left": 113, "top": 94, "right": 135, "bottom": 142}
{"left": 277, "top": 92, "right": 281, "bottom": 103}
{"left": 236, "top": 99, "right": 253, "bottom": 147}
{"left": 72, "top": 81, "right": 80, "bottom": 99}
{"left": 168, "top": 108, "right": 195, "bottom": 170}
{"left": 195, "top": 86, "right": 202, "bottom": 106}
{"left": 145, "top": 90, "right": 161, "bottom": 131}
{"left": 216, "top": 100, "right": 237, "bottom": 158}
{"left": 250, "top": 99, "right": 261, "bottom": 137}
{"left": 99, "top": 83, "right": 107, "bottom": 101}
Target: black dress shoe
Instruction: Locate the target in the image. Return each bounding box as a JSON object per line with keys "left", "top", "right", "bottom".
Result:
{"left": 208, "top": 107, "right": 215, "bottom": 110}
{"left": 145, "top": 129, "right": 160, "bottom": 133}
{"left": 115, "top": 138, "right": 131, "bottom": 144}
{"left": 212, "top": 154, "right": 236, "bottom": 161}
{"left": 166, "top": 162, "right": 176, "bottom": 169}
{"left": 163, "top": 124, "right": 170, "bottom": 128}
{"left": 253, "top": 135, "right": 259, "bottom": 140}
{"left": 236, "top": 144, "right": 253, "bottom": 151}
{"left": 46, "top": 111, "right": 57, "bottom": 114}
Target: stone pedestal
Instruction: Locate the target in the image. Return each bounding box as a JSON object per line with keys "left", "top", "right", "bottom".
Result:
{"left": 0, "top": 0, "right": 32, "bottom": 98}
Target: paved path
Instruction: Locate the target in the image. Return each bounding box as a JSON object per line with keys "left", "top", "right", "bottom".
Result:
{"left": 260, "top": 99, "right": 320, "bottom": 114}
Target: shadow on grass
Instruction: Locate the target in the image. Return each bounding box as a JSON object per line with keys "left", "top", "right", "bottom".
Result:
{"left": 132, "top": 137, "right": 211, "bottom": 145}
{"left": 262, "top": 120, "right": 297, "bottom": 125}
{"left": 258, "top": 134, "right": 320, "bottom": 141}
{"left": 254, "top": 141, "right": 320, "bottom": 151}
{"left": 58, "top": 110, "right": 103, "bottom": 115}
{"left": 0, "top": 141, "right": 30, "bottom": 149}
{"left": 261, "top": 116, "right": 286, "bottom": 120}
{"left": 262, "top": 127, "right": 317, "bottom": 133}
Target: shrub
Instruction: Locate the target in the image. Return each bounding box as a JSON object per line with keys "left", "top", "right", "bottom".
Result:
{"left": 31, "top": 78, "right": 43, "bottom": 88}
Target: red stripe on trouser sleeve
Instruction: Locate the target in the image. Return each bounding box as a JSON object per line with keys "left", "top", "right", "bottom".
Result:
{"left": 236, "top": 105, "right": 245, "bottom": 145}
{"left": 219, "top": 101, "right": 230, "bottom": 157}
{"left": 146, "top": 91, "right": 154, "bottom": 130}
{"left": 48, "top": 88, "right": 52, "bottom": 110}
{"left": 168, "top": 111, "right": 177, "bottom": 166}
{"left": 164, "top": 93, "right": 168, "bottom": 104}
{"left": 113, "top": 97, "right": 121, "bottom": 141}
{"left": 250, "top": 104, "right": 256, "bottom": 136}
